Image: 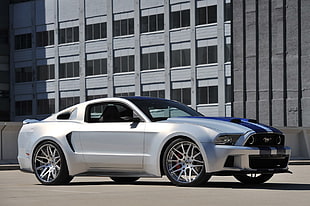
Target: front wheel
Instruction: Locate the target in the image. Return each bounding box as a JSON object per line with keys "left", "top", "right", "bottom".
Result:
{"left": 32, "top": 141, "right": 73, "bottom": 185}
{"left": 162, "top": 138, "right": 211, "bottom": 186}
{"left": 234, "top": 173, "right": 273, "bottom": 184}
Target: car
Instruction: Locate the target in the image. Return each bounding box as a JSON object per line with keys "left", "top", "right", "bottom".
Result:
{"left": 18, "top": 96, "right": 291, "bottom": 186}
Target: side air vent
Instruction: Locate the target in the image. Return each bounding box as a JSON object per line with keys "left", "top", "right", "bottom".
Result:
{"left": 66, "top": 132, "right": 75, "bottom": 152}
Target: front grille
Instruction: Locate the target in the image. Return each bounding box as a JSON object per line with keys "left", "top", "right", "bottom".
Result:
{"left": 245, "top": 133, "right": 285, "bottom": 147}
{"left": 249, "top": 155, "right": 289, "bottom": 169}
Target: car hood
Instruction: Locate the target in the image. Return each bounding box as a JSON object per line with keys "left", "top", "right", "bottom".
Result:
{"left": 164, "top": 116, "right": 282, "bottom": 134}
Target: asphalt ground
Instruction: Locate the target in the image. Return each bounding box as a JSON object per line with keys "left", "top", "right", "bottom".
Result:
{"left": 1, "top": 165, "right": 310, "bottom": 206}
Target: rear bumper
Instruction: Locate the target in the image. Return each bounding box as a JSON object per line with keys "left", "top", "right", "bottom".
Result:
{"left": 202, "top": 143, "right": 291, "bottom": 174}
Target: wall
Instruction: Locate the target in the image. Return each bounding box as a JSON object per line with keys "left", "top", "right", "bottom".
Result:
{"left": 232, "top": 0, "right": 310, "bottom": 128}
{"left": 0, "top": 122, "right": 309, "bottom": 163}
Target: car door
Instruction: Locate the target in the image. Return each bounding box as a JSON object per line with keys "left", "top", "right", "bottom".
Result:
{"left": 77, "top": 102, "right": 145, "bottom": 170}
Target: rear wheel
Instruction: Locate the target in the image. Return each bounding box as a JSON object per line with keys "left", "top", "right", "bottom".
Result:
{"left": 162, "top": 138, "right": 211, "bottom": 186}
{"left": 32, "top": 141, "right": 73, "bottom": 185}
{"left": 110, "top": 177, "right": 140, "bottom": 183}
{"left": 234, "top": 173, "right": 273, "bottom": 184}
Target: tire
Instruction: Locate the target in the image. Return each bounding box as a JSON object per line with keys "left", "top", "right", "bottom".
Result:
{"left": 110, "top": 177, "right": 140, "bottom": 183}
{"left": 234, "top": 173, "right": 273, "bottom": 184}
{"left": 162, "top": 138, "right": 211, "bottom": 186}
{"left": 32, "top": 141, "right": 73, "bottom": 185}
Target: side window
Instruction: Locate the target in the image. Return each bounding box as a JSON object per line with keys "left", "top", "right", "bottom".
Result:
{"left": 85, "top": 102, "right": 134, "bottom": 123}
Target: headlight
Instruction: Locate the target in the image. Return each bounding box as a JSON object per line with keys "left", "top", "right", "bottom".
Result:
{"left": 214, "top": 135, "right": 241, "bottom": 145}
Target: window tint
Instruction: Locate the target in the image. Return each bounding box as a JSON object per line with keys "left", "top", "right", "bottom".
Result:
{"left": 85, "top": 102, "right": 135, "bottom": 123}
{"left": 59, "top": 27, "right": 79, "bottom": 44}
{"left": 172, "top": 88, "right": 191, "bottom": 105}
{"left": 86, "top": 22, "right": 107, "bottom": 40}
{"left": 86, "top": 58, "right": 107, "bottom": 76}
{"left": 37, "top": 99, "right": 55, "bottom": 114}
{"left": 196, "top": 5, "right": 217, "bottom": 26}
{"left": 15, "top": 33, "right": 32, "bottom": 50}
{"left": 37, "top": 64, "right": 55, "bottom": 80}
{"left": 59, "top": 61, "right": 80, "bottom": 78}
{"left": 113, "top": 18, "right": 134, "bottom": 37}
{"left": 171, "top": 49, "right": 190, "bottom": 67}
{"left": 196, "top": 45, "right": 217, "bottom": 65}
{"left": 141, "top": 51, "right": 165, "bottom": 70}
{"left": 113, "top": 55, "right": 135, "bottom": 73}
{"left": 141, "top": 13, "right": 164, "bottom": 33}
{"left": 15, "top": 67, "right": 32, "bottom": 83}
{"left": 197, "top": 86, "right": 218, "bottom": 104}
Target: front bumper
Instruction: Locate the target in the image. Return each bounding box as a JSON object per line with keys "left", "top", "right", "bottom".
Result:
{"left": 202, "top": 143, "right": 291, "bottom": 174}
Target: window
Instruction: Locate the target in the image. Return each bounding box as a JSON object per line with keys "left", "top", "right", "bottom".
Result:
{"left": 85, "top": 102, "right": 135, "bottom": 123}
{"left": 59, "top": 27, "right": 79, "bottom": 44}
{"left": 37, "top": 65, "right": 55, "bottom": 80}
{"left": 15, "top": 67, "right": 32, "bottom": 83}
{"left": 141, "top": 13, "right": 164, "bottom": 33}
{"left": 86, "top": 58, "right": 107, "bottom": 76}
{"left": 37, "top": 99, "right": 55, "bottom": 114}
{"left": 15, "top": 100, "right": 32, "bottom": 116}
{"left": 113, "top": 18, "right": 134, "bottom": 37}
{"left": 196, "top": 45, "right": 217, "bottom": 65}
{"left": 225, "top": 43, "right": 231, "bottom": 62}
{"left": 172, "top": 88, "right": 191, "bottom": 105}
{"left": 86, "top": 22, "right": 107, "bottom": 40}
{"left": 142, "top": 90, "right": 165, "bottom": 98}
{"left": 87, "top": 94, "right": 108, "bottom": 101}
{"left": 114, "top": 92, "right": 135, "bottom": 97}
{"left": 225, "top": 84, "right": 232, "bottom": 103}
{"left": 170, "top": 9, "right": 190, "bottom": 29}
{"left": 224, "top": 3, "right": 231, "bottom": 22}
{"left": 114, "top": 55, "right": 134, "bottom": 73}
{"left": 171, "top": 49, "right": 190, "bottom": 67}
{"left": 141, "top": 52, "right": 164, "bottom": 70}
{"left": 196, "top": 5, "right": 217, "bottom": 25}
{"left": 36, "top": 30, "right": 54, "bottom": 47}
{"left": 59, "top": 62, "right": 79, "bottom": 78}
{"left": 15, "top": 33, "right": 32, "bottom": 50}
{"left": 60, "top": 97, "right": 80, "bottom": 110}
{"left": 197, "top": 86, "right": 218, "bottom": 104}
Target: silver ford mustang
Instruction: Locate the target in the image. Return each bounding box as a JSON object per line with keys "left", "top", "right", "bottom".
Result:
{"left": 18, "top": 97, "right": 291, "bottom": 186}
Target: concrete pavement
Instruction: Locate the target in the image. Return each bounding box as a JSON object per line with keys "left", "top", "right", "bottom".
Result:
{"left": 1, "top": 165, "right": 310, "bottom": 206}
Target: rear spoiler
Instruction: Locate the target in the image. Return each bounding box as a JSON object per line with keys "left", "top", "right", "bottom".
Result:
{"left": 23, "top": 119, "right": 40, "bottom": 124}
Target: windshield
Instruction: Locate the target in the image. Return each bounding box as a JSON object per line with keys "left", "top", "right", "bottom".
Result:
{"left": 125, "top": 97, "right": 203, "bottom": 122}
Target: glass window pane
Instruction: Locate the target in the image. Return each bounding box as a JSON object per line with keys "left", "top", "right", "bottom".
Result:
{"left": 74, "top": 27, "right": 79, "bottom": 42}
{"left": 208, "top": 5, "right": 217, "bottom": 24}
{"left": 197, "top": 87, "right": 207, "bottom": 104}
{"left": 113, "top": 21, "right": 120, "bottom": 37}
{"left": 129, "top": 18, "right": 134, "bottom": 34}
{"left": 129, "top": 55, "right": 134, "bottom": 72}
{"left": 49, "top": 30, "right": 54, "bottom": 45}
{"left": 94, "top": 59, "right": 101, "bottom": 75}
{"left": 150, "top": 53, "right": 157, "bottom": 69}
{"left": 86, "top": 60, "right": 93, "bottom": 76}
{"left": 170, "top": 11, "right": 180, "bottom": 29}
{"left": 181, "top": 10, "right": 190, "bottom": 27}
{"left": 157, "top": 14, "right": 164, "bottom": 30}
{"left": 121, "top": 19, "right": 127, "bottom": 36}
{"left": 208, "top": 46, "right": 217, "bottom": 63}
{"left": 158, "top": 52, "right": 164, "bottom": 68}
{"left": 94, "top": 23, "right": 100, "bottom": 39}
{"left": 196, "top": 47, "right": 207, "bottom": 65}
{"left": 86, "top": 25, "right": 92, "bottom": 40}
{"left": 101, "top": 58, "right": 107, "bottom": 74}
{"left": 183, "top": 88, "right": 191, "bottom": 105}
{"left": 225, "top": 44, "right": 231, "bottom": 62}
{"left": 67, "top": 62, "right": 73, "bottom": 77}
{"left": 121, "top": 56, "right": 128, "bottom": 72}
{"left": 141, "top": 16, "right": 148, "bottom": 33}
{"left": 172, "top": 89, "right": 181, "bottom": 102}
{"left": 36, "top": 32, "right": 42, "bottom": 47}
{"left": 59, "top": 29, "right": 66, "bottom": 44}
{"left": 42, "top": 31, "right": 48, "bottom": 46}
{"left": 149, "top": 15, "right": 156, "bottom": 32}
{"left": 114, "top": 57, "right": 120, "bottom": 73}
{"left": 101, "top": 23, "right": 107, "bottom": 38}
{"left": 209, "top": 86, "right": 218, "bottom": 103}
{"left": 74, "top": 62, "right": 79, "bottom": 77}
{"left": 67, "top": 28, "right": 73, "bottom": 43}
{"left": 141, "top": 53, "right": 149, "bottom": 70}
{"left": 182, "top": 49, "right": 190, "bottom": 66}
{"left": 225, "top": 3, "right": 231, "bottom": 22}
{"left": 171, "top": 50, "right": 180, "bottom": 67}
{"left": 59, "top": 63, "right": 66, "bottom": 78}
{"left": 196, "top": 7, "right": 206, "bottom": 25}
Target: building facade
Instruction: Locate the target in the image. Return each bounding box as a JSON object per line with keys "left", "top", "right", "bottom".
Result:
{"left": 0, "top": 0, "right": 10, "bottom": 121}
{"left": 9, "top": 0, "right": 232, "bottom": 121}
{"left": 232, "top": 0, "right": 310, "bottom": 127}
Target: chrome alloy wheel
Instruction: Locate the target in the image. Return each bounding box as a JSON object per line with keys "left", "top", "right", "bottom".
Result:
{"left": 165, "top": 140, "right": 206, "bottom": 185}
{"left": 34, "top": 143, "right": 62, "bottom": 183}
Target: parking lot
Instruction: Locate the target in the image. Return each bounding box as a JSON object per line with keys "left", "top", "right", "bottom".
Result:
{"left": 1, "top": 165, "right": 310, "bottom": 206}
